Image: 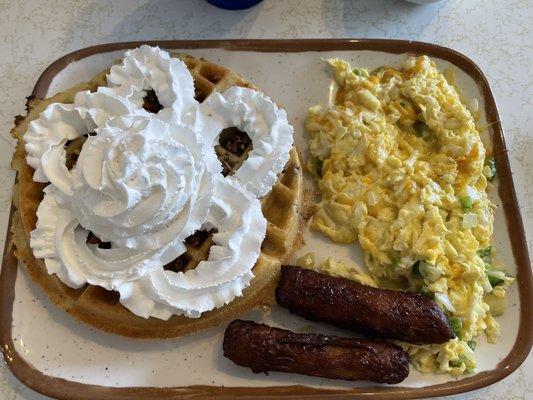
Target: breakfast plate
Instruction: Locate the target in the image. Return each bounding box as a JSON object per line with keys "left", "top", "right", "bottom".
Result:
{"left": 1, "top": 39, "right": 531, "bottom": 399}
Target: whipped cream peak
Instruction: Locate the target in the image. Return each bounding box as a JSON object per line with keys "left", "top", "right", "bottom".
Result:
{"left": 24, "top": 103, "right": 90, "bottom": 194}
{"left": 74, "top": 89, "right": 148, "bottom": 127}
{"left": 30, "top": 185, "right": 188, "bottom": 291}
{"left": 106, "top": 45, "right": 197, "bottom": 125}
{"left": 202, "top": 86, "right": 294, "bottom": 197}
{"left": 25, "top": 45, "right": 294, "bottom": 320}
{"left": 71, "top": 114, "right": 214, "bottom": 251}
{"left": 24, "top": 90, "right": 149, "bottom": 195}
{"left": 119, "top": 174, "right": 266, "bottom": 319}
{"left": 30, "top": 114, "right": 217, "bottom": 294}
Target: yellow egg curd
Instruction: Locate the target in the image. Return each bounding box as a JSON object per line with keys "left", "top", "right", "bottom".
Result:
{"left": 305, "top": 56, "right": 513, "bottom": 375}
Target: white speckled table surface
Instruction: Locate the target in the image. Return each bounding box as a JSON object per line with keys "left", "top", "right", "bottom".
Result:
{"left": 0, "top": 0, "right": 531, "bottom": 399}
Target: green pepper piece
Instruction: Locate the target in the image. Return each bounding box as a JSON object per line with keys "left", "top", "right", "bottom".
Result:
{"left": 449, "top": 359, "right": 462, "bottom": 368}
{"left": 460, "top": 195, "right": 473, "bottom": 211}
{"left": 450, "top": 354, "right": 475, "bottom": 373}
{"left": 411, "top": 261, "right": 422, "bottom": 278}
{"left": 477, "top": 246, "right": 492, "bottom": 260}
{"left": 467, "top": 340, "right": 477, "bottom": 350}
{"left": 487, "top": 273, "right": 505, "bottom": 287}
{"left": 352, "top": 68, "right": 365, "bottom": 77}
{"left": 465, "top": 366, "right": 476, "bottom": 374}
{"left": 448, "top": 316, "right": 463, "bottom": 338}
{"left": 450, "top": 354, "right": 471, "bottom": 368}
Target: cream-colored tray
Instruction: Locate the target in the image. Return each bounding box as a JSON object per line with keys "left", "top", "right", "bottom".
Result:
{"left": 1, "top": 40, "right": 531, "bottom": 400}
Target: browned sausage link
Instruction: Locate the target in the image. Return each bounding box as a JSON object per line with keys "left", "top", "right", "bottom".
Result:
{"left": 276, "top": 265, "right": 454, "bottom": 344}
{"left": 223, "top": 320, "right": 410, "bottom": 384}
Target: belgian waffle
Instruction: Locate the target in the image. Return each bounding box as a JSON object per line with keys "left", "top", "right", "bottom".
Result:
{"left": 10, "top": 54, "right": 302, "bottom": 338}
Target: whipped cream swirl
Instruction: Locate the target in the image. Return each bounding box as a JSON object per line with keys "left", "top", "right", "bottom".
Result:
{"left": 30, "top": 185, "right": 174, "bottom": 289}
{"left": 24, "top": 91, "right": 147, "bottom": 195}
{"left": 203, "top": 86, "right": 294, "bottom": 197}
{"left": 106, "top": 45, "right": 197, "bottom": 125}
{"left": 30, "top": 114, "right": 216, "bottom": 291}
{"left": 25, "top": 103, "right": 90, "bottom": 194}
{"left": 74, "top": 90, "right": 147, "bottom": 127}
{"left": 25, "top": 45, "right": 292, "bottom": 319}
{"left": 120, "top": 175, "right": 266, "bottom": 319}
{"left": 71, "top": 115, "right": 215, "bottom": 250}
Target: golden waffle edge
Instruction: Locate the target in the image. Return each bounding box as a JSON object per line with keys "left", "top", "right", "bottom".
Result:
{"left": 10, "top": 54, "right": 302, "bottom": 338}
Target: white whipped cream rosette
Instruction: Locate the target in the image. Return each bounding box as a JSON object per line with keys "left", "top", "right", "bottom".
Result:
{"left": 24, "top": 103, "right": 90, "bottom": 193}
{"left": 105, "top": 45, "right": 197, "bottom": 125}
{"left": 202, "top": 86, "right": 294, "bottom": 197}
{"left": 23, "top": 91, "right": 147, "bottom": 195}
{"left": 30, "top": 114, "right": 218, "bottom": 292}
{"left": 74, "top": 90, "right": 148, "bottom": 127}
{"left": 30, "top": 185, "right": 179, "bottom": 289}
{"left": 71, "top": 115, "right": 216, "bottom": 250}
{"left": 25, "top": 45, "right": 293, "bottom": 320}
{"left": 119, "top": 175, "right": 266, "bottom": 319}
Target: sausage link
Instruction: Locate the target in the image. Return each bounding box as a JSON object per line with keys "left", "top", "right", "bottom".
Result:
{"left": 276, "top": 265, "right": 454, "bottom": 344}
{"left": 223, "top": 320, "right": 410, "bottom": 384}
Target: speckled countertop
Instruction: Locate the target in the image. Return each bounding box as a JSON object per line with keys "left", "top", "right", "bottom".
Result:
{"left": 0, "top": 0, "right": 531, "bottom": 399}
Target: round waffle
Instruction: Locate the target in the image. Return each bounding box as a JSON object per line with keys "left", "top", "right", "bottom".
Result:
{"left": 10, "top": 54, "right": 302, "bottom": 338}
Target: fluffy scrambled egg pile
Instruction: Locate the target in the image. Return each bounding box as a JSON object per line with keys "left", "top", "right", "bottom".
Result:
{"left": 305, "top": 56, "right": 513, "bottom": 375}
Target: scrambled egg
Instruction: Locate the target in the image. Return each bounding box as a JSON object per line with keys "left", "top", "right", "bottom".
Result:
{"left": 305, "top": 56, "right": 513, "bottom": 375}
{"left": 297, "top": 252, "right": 377, "bottom": 287}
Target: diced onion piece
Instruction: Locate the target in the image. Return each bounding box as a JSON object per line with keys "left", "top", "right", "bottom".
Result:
{"left": 462, "top": 213, "right": 478, "bottom": 229}
{"left": 435, "top": 292, "right": 456, "bottom": 313}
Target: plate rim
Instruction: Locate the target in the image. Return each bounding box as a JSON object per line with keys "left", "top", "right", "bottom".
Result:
{"left": 1, "top": 38, "right": 531, "bottom": 400}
